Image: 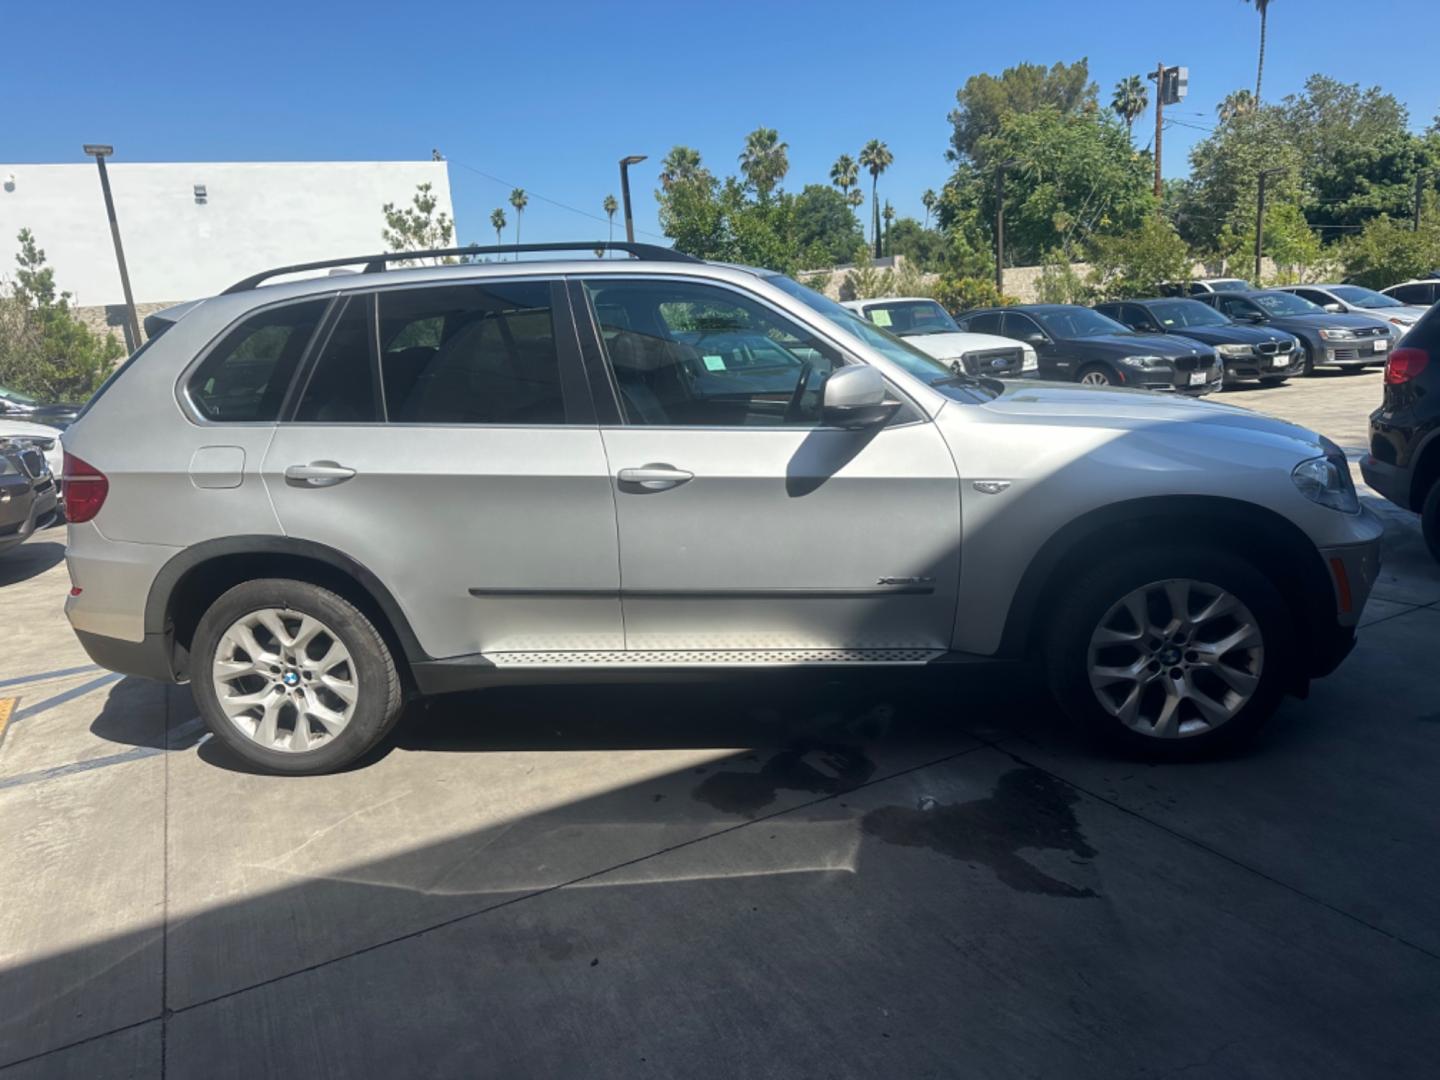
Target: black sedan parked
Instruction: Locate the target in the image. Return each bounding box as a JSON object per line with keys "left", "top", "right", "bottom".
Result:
{"left": 1192, "top": 290, "right": 1397, "bottom": 375}
{"left": 0, "top": 440, "right": 59, "bottom": 558}
{"left": 1093, "top": 298, "right": 1303, "bottom": 386}
{"left": 1361, "top": 303, "right": 1440, "bottom": 561}
{"left": 954, "top": 304, "right": 1221, "bottom": 394}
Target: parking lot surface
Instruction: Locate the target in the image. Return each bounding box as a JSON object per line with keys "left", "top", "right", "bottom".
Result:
{"left": 3, "top": 369, "right": 1438, "bottom": 1078}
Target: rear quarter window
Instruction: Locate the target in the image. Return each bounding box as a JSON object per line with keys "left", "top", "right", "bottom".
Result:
{"left": 187, "top": 300, "right": 329, "bottom": 422}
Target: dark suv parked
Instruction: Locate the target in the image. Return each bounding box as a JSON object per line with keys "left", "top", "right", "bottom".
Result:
{"left": 955, "top": 304, "right": 1221, "bottom": 393}
{"left": 1194, "top": 290, "right": 1397, "bottom": 375}
{"left": 1361, "top": 304, "right": 1440, "bottom": 560}
{"left": 1094, "top": 298, "right": 1303, "bottom": 386}
{"left": 0, "top": 440, "right": 59, "bottom": 557}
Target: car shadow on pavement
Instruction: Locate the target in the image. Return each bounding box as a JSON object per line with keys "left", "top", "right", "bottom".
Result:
{"left": 0, "top": 539, "right": 64, "bottom": 587}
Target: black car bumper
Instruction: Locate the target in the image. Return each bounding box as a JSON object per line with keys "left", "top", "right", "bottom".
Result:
{"left": 73, "top": 627, "right": 184, "bottom": 683}
{"left": 1359, "top": 453, "right": 1412, "bottom": 510}
{"left": 1221, "top": 348, "right": 1304, "bottom": 382}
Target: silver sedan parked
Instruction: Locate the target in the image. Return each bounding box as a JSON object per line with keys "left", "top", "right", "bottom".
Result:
{"left": 1277, "top": 283, "right": 1430, "bottom": 333}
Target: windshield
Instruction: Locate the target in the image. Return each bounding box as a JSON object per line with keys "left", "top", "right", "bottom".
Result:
{"left": 1148, "top": 300, "right": 1229, "bottom": 329}
{"left": 1329, "top": 285, "right": 1401, "bottom": 309}
{"left": 1252, "top": 291, "right": 1324, "bottom": 316}
{"left": 0, "top": 385, "right": 38, "bottom": 406}
{"left": 1034, "top": 307, "right": 1129, "bottom": 338}
{"left": 861, "top": 299, "right": 960, "bottom": 336}
{"left": 762, "top": 274, "right": 963, "bottom": 386}
{"left": 1208, "top": 279, "right": 1252, "bottom": 292}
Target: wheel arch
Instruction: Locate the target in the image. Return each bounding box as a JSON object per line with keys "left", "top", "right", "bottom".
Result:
{"left": 997, "top": 495, "right": 1333, "bottom": 670}
{"left": 146, "top": 536, "right": 428, "bottom": 682}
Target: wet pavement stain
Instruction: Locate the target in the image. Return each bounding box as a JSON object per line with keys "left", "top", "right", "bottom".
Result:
{"left": 861, "top": 768, "right": 1099, "bottom": 899}
{"left": 693, "top": 742, "right": 877, "bottom": 817}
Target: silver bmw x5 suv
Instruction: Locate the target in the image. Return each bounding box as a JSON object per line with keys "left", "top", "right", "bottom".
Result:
{"left": 62, "top": 242, "right": 1382, "bottom": 774}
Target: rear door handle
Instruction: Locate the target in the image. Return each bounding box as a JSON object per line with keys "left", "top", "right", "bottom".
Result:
{"left": 284, "top": 461, "right": 356, "bottom": 487}
{"left": 617, "top": 464, "right": 694, "bottom": 491}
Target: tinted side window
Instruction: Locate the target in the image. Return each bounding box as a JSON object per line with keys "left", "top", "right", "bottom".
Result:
{"left": 584, "top": 279, "right": 845, "bottom": 427}
{"left": 1002, "top": 313, "right": 1042, "bottom": 339}
{"left": 965, "top": 312, "right": 1004, "bottom": 335}
{"left": 378, "top": 281, "right": 566, "bottom": 425}
{"left": 294, "top": 297, "right": 381, "bottom": 423}
{"left": 188, "top": 300, "right": 328, "bottom": 422}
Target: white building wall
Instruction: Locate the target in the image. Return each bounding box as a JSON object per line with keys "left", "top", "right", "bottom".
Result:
{"left": 0, "top": 161, "right": 454, "bottom": 306}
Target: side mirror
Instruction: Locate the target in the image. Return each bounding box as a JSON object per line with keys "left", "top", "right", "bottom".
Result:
{"left": 1024, "top": 332, "right": 1048, "bottom": 345}
{"left": 821, "top": 365, "right": 901, "bottom": 430}
{"left": 1235, "top": 311, "right": 1263, "bottom": 323}
{"left": 1323, "top": 302, "right": 1344, "bottom": 313}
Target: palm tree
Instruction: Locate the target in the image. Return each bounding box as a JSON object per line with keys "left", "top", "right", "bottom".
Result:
{"left": 659, "top": 146, "right": 705, "bottom": 190}
{"left": 603, "top": 194, "right": 618, "bottom": 249}
{"left": 858, "top": 139, "right": 893, "bottom": 259}
{"left": 1243, "top": 0, "right": 1273, "bottom": 102}
{"left": 881, "top": 201, "right": 896, "bottom": 256}
{"left": 846, "top": 189, "right": 864, "bottom": 211}
{"left": 508, "top": 188, "right": 528, "bottom": 246}
{"left": 490, "top": 207, "right": 506, "bottom": 253}
{"left": 830, "top": 154, "right": 858, "bottom": 202}
{"left": 921, "top": 188, "right": 937, "bottom": 229}
{"left": 738, "top": 127, "right": 789, "bottom": 202}
{"left": 1217, "top": 88, "right": 1257, "bottom": 123}
{"left": 1111, "top": 75, "right": 1149, "bottom": 141}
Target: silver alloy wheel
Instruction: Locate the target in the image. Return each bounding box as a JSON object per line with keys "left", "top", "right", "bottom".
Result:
{"left": 211, "top": 608, "right": 358, "bottom": 753}
{"left": 1079, "top": 370, "right": 1111, "bottom": 386}
{"left": 1086, "top": 578, "right": 1263, "bottom": 739}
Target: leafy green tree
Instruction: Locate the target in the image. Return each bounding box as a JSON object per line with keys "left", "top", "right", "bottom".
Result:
{"left": 947, "top": 59, "right": 1097, "bottom": 163}
{"left": 1340, "top": 200, "right": 1440, "bottom": 289}
{"left": 1111, "top": 75, "right": 1148, "bottom": 141}
{"left": 603, "top": 194, "right": 618, "bottom": 245}
{"left": 490, "top": 207, "right": 506, "bottom": 248}
{"left": 1180, "top": 104, "right": 1301, "bottom": 253}
{"left": 1243, "top": 0, "right": 1274, "bottom": 102}
{"left": 508, "top": 189, "right": 528, "bottom": 245}
{"left": 382, "top": 182, "right": 454, "bottom": 263}
{"left": 1087, "top": 215, "right": 1193, "bottom": 299}
{"left": 942, "top": 105, "right": 1154, "bottom": 266}
{"left": 0, "top": 229, "right": 124, "bottom": 399}
{"left": 830, "top": 154, "right": 859, "bottom": 212}
{"left": 1217, "top": 89, "right": 1256, "bottom": 122}
{"left": 1036, "top": 250, "right": 1093, "bottom": 305}
{"left": 886, "top": 218, "right": 947, "bottom": 272}
{"left": 859, "top": 139, "right": 893, "bottom": 259}
{"left": 881, "top": 201, "right": 896, "bottom": 254}
{"left": 738, "top": 128, "right": 789, "bottom": 202}
{"left": 793, "top": 184, "right": 864, "bottom": 266}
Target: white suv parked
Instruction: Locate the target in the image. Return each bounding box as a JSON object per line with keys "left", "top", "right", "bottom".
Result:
{"left": 62, "top": 243, "right": 1381, "bottom": 774}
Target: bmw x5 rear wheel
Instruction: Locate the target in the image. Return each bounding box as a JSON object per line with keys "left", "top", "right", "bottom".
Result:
{"left": 193, "top": 579, "right": 403, "bottom": 774}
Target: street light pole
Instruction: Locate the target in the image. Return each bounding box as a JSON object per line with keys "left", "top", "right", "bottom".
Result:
{"left": 1254, "top": 166, "right": 1288, "bottom": 285}
{"left": 993, "top": 159, "right": 1018, "bottom": 297}
{"left": 1150, "top": 61, "right": 1166, "bottom": 201}
{"left": 619, "top": 155, "right": 647, "bottom": 244}
{"left": 82, "top": 144, "right": 141, "bottom": 350}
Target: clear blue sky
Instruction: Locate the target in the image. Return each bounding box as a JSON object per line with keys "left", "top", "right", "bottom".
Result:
{"left": 8, "top": 0, "right": 1437, "bottom": 247}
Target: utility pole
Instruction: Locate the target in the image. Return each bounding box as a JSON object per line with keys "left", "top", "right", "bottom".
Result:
{"left": 1254, "top": 166, "right": 1288, "bottom": 284}
{"left": 618, "top": 155, "right": 646, "bottom": 244}
{"left": 1416, "top": 170, "right": 1431, "bottom": 232}
{"left": 993, "top": 159, "right": 1017, "bottom": 296}
{"left": 82, "top": 144, "right": 141, "bottom": 350}
{"left": 1150, "top": 61, "right": 1165, "bottom": 201}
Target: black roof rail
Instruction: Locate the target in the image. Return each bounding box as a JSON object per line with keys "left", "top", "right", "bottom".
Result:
{"left": 222, "top": 242, "right": 699, "bottom": 294}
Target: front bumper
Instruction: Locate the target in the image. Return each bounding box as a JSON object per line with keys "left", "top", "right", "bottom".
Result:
{"left": 1318, "top": 339, "right": 1392, "bottom": 366}
{"left": 1221, "top": 348, "right": 1304, "bottom": 381}
{"left": 0, "top": 478, "right": 58, "bottom": 552}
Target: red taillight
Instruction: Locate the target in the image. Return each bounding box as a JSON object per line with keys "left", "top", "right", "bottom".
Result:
{"left": 1384, "top": 347, "right": 1429, "bottom": 385}
{"left": 62, "top": 451, "right": 109, "bottom": 523}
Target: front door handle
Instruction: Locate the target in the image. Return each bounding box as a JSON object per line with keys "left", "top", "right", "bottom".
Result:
{"left": 284, "top": 461, "right": 356, "bottom": 487}
{"left": 617, "top": 464, "right": 694, "bottom": 491}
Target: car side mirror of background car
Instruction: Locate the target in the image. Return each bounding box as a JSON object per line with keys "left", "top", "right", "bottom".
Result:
{"left": 1024, "top": 332, "right": 1048, "bottom": 345}
{"left": 1235, "top": 311, "right": 1263, "bottom": 323}
{"left": 821, "top": 366, "right": 902, "bottom": 430}
{"left": 1323, "top": 302, "right": 1343, "bottom": 313}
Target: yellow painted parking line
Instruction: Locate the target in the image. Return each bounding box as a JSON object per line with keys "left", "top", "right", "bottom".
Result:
{"left": 0, "top": 696, "right": 16, "bottom": 751}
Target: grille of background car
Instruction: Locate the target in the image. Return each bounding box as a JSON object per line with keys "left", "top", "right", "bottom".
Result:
{"left": 18, "top": 450, "right": 45, "bottom": 478}
{"left": 961, "top": 348, "right": 1023, "bottom": 374}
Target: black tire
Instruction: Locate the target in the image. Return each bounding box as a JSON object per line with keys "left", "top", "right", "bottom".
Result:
{"left": 192, "top": 579, "right": 403, "bottom": 775}
{"left": 1298, "top": 342, "right": 1316, "bottom": 376}
{"left": 1422, "top": 482, "right": 1440, "bottom": 564}
{"left": 1042, "top": 547, "right": 1294, "bottom": 759}
{"left": 1076, "top": 364, "right": 1114, "bottom": 387}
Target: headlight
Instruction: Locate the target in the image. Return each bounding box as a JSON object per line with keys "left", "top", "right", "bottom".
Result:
{"left": 1317, "top": 327, "right": 1356, "bottom": 341}
{"left": 1292, "top": 452, "right": 1359, "bottom": 514}
{"left": 1021, "top": 347, "right": 1037, "bottom": 372}
{"left": 1216, "top": 343, "right": 1253, "bottom": 358}
{"left": 1120, "top": 354, "right": 1167, "bottom": 368}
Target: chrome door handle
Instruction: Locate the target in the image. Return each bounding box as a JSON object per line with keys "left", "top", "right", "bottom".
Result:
{"left": 284, "top": 461, "right": 356, "bottom": 487}
{"left": 617, "top": 464, "right": 694, "bottom": 491}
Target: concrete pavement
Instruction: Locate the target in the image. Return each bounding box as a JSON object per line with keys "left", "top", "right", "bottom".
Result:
{"left": 3, "top": 368, "right": 1439, "bottom": 1078}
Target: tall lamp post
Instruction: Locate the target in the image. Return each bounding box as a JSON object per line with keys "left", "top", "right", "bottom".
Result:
{"left": 82, "top": 144, "right": 141, "bottom": 350}
{"left": 618, "top": 155, "right": 647, "bottom": 244}
{"left": 1254, "top": 166, "right": 1289, "bottom": 285}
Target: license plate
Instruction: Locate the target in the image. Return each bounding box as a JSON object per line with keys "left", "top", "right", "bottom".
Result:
{"left": 1374, "top": 339, "right": 1388, "bottom": 352}
{"left": 1189, "top": 371, "right": 1206, "bottom": 386}
{"left": 1271, "top": 355, "right": 1288, "bottom": 367}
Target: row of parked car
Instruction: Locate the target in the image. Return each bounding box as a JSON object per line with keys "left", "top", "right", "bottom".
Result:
{"left": 843, "top": 280, "right": 1428, "bottom": 396}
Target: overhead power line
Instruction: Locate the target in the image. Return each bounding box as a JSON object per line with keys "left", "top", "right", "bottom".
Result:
{"left": 448, "top": 158, "right": 671, "bottom": 243}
